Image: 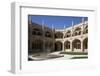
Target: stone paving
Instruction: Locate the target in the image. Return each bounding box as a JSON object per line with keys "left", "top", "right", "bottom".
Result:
{"left": 28, "top": 51, "right": 87, "bottom": 61}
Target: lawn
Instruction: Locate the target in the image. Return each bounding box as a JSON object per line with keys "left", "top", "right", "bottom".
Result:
{"left": 71, "top": 56, "right": 88, "bottom": 59}
{"left": 60, "top": 52, "right": 88, "bottom": 55}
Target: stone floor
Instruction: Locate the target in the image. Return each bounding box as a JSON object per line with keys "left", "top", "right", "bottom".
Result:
{"left": 28, "top": 51, "right": 88, "bottom": 61}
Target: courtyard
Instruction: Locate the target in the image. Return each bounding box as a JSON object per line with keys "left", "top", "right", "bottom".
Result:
{"left": 28, "top": 15, "right": 88, "bottom": 61}
{"left": 28, "top": 51, "right": 88, "bottom": 61}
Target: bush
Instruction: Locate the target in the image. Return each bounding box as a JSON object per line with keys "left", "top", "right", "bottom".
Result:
{"left": 71, "top": 56, "right": 88, "bottom": 59}
{"left": 60, "top": 52, "right": 88, "bottom": 55}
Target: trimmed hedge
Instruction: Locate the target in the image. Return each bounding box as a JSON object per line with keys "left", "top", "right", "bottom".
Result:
{"left": 60, "top": 52, "right": 88, "bottom": 55}
{"left": 71, "top": 56, "right": 88, "bottom": 59}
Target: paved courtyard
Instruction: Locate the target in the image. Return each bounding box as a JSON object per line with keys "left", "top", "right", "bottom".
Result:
{"left": 28, "top": 51, "right": 88, "bottom": 61}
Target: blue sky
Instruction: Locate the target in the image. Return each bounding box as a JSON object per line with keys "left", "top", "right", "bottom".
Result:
{"left": 28, "top": 15, "right": 88, "bottom": 29}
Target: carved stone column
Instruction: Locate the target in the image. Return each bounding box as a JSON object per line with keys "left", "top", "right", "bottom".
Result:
{"left": 81, "top": 40, "right": 83, "bottom": 52}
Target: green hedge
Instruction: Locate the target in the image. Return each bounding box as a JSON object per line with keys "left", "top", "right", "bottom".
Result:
{"left": 71, "top": 56, "right": 88, "bottom": 59}
{"left": 60, "top": 52, "right": 88, "bottom": 55}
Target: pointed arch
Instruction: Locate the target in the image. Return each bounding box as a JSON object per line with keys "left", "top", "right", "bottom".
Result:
{"left": 64, "top": 30, "right": 71, "bottom": 38}
{"left": 64, "top": 40, "right": 70, "bottom": 49}
{"left": 83, "top": 25, "right": 88, "bottom": 34}
{"left": 55, "top": 41, "right": 63, "bottom": 51}
{"left": 73, "top": 27, "right": 81, "bottom": 36}
{"left": 72, "top": 39, "right": 81, "bottom": 51}
{"left": 83, "top": 38, "right": 88, "bottom": 52}
{"left": 55, "top": 32, "right": 63, "bottom": 38}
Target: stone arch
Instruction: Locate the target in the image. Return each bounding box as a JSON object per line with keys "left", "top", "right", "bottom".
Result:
{"left": 55, "top": 32, "right": 63, "bottom": 38}
{"left": 72, "top": 39, "right": 81, "bottom": 52}
{"left": 64, "top": 30, "right": 71, "bottom": 38}
{"left": 83, "top": 25, "right": 88, "bottom": 34}
{"left": 64, "top": 40, "right": 70, "bottom": 51}
{"left": 55, "top": 41, "right": 62, "bottom": 51}
{"left": 45, "top": 31, "right": 52, "bottom": 38}
{"left": 32, "top": 28, "right": 42, "bottom": 36}
{"left": 83, "top": 38, "right": 88, "bottom": 52}
{"left": 32, "top": 39, "right": 43, "bottom": 52}
{"left": 45, "top": 40, "right": 53, "bottom": 51}
{"left": 73, "top": 27, "right": 81, "bottom": 36}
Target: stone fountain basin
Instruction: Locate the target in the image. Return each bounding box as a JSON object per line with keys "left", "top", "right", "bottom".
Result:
{"left": 29, "top": 53, "right": 64, "bottom": 61}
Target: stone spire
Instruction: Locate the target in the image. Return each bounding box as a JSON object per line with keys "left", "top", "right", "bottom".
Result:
{"left": 72, "top": 21, "right": 74, "bottom": 27}
{"left": 64, "top": 24, "right": 66, "bottom": 29}
{"left": 71, "top": 21, "right": 74, "bottom": 36}
{"left": 42, "top": 20, "right": 44, "bottom": 29}
{"left": 82, "top": 17, "right": 85, "bottom": 23}
{"left": 52, "top": 24, "right": 54, "bottom": 30}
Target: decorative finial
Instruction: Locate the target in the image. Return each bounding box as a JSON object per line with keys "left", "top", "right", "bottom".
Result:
{"left": 64, "top": 24, "right": 66, "bottom": 29}
{"left": 82, "top": 17, "right": 84, "bottom": 23}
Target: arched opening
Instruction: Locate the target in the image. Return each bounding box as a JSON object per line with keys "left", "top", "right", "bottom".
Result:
{"left": 32, "top": 28, "right": 42, "bottom": 36}
{"left": 55, "top": 41, "right": 62, "bottom": 51}
{"left": 45, "top": 31, "right": 52, "bottom": 38}
{"left": 64, "top": 30, "right": 71, "bottom": 38}
{"left": 45, "top": 41, "right": 53, "bottom": 52}
{"left": 64, "top": 41, "right": 70, "bottom": 51}
{"left": 83, "top": 38, "right": 88, "bottom": 52}
{"left": 55, "top": 32, "right": 63, "bottom": 38}
{"left": 32, "top": 39, "right": 43, "bottom": 53}
{"left": 83, "top": 26, "right": 88, "bottom": 34}
{"left": 72, "top": 39, "right": 81, "bottom": 52}
{"left": 73, "top": 27, "right": 81, "bottom": 36}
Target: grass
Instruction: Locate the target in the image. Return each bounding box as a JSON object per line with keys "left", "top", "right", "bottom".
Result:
{"left": 60, "top": 52, "right": 88, "bottom": 55}
{"left": 71, "top": 56, "right": 88, "bottom": 59}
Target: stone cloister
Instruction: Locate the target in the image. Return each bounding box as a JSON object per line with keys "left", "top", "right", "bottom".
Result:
{"left": 55, "top": 21, "right": 88, "bottom": 52}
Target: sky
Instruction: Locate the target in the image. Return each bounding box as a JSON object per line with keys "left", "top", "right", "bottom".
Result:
{"left": 28, "top": 15, "right": 88, "bottom": 29}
